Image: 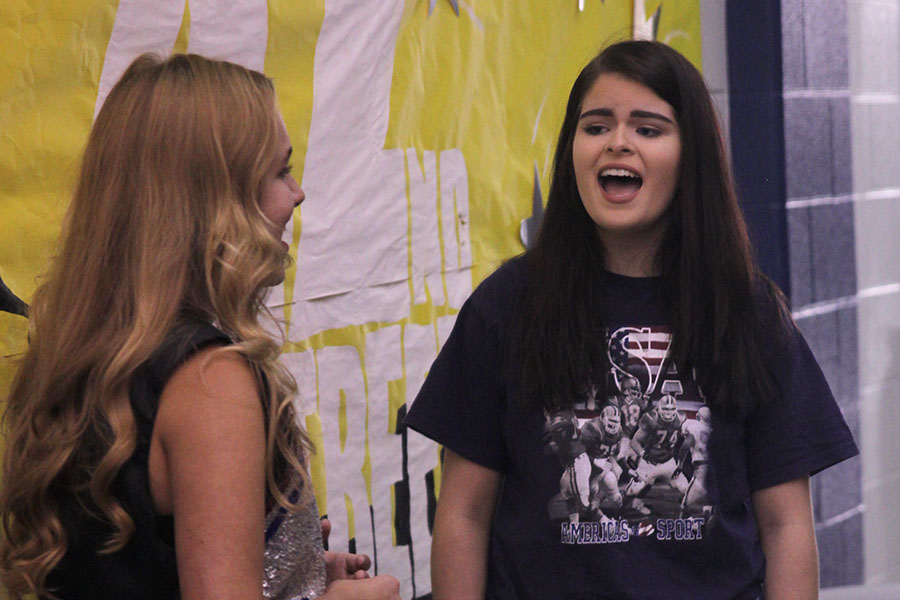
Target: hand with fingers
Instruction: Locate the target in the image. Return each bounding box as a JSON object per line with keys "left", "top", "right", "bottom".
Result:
{"left": 322, "top": 575, "right": 402, "bottom": 600}
{"left": 321, "top": 518, "right": 372, "bottom": 582}
{"left": 318, "top": 518, "right": 401, "bottom": 599}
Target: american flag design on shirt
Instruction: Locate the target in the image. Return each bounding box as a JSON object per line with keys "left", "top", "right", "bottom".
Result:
{"left": 607, "top": 326, "right": 672, "bottom": 397}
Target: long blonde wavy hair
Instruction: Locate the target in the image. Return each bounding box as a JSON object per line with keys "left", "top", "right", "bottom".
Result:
{"left": 0, "top": 53, "right": 314, "bottom": 597}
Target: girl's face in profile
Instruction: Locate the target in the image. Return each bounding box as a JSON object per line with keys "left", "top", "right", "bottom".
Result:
{"left": 259, "top": 114, "right": 305, "bottom": 285}
{"left": 572, "top": 73, "right": 681, "bottom": 256}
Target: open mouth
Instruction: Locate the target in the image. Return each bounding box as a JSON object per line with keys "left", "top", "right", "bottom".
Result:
{"left": 599, "top": 167, "right": 643, "bottom": 198}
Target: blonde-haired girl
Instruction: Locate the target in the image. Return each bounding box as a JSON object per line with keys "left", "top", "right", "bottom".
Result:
{"left": 0, "top": 53, "right": 400, "bottom": 600}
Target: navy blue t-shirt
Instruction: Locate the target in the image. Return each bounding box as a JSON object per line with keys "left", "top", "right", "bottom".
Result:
{"left": 405, "top": 257, "right": 858, "bottom": 600}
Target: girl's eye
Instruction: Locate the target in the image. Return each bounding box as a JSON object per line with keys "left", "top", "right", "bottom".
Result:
{"left": 584, "top": 124, "right": 608, "bottom": 135}
{"left": 278, "top": 165, "right": 293, "bottom": 179}
{"left": 636, "top": 126, "right": 661, "bottom": 138}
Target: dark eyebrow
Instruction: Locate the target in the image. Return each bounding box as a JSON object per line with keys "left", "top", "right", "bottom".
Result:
{"left": 285, "top": 146, "right": 293, "bottom": 162}
{"left": 579, "top": 107, "right": 674, "bottom": 124}
{"left": 580, "top": 108, "right": 614, "bottom": 120}
{"left": 630, "top": 109, "right": 674, "bottom": 124}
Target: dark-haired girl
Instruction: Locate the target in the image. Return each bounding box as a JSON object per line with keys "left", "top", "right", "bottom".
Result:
{"left": 406, "top": 40, "right": 857, "bottom": 600}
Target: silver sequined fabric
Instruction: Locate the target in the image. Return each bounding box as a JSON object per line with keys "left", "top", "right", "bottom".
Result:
{"left": 262, "top": 484, "right": 327, "bottom": 600}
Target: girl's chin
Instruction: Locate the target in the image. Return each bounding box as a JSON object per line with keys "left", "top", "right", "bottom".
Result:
{"left": 261, "top": 268, "right": 286, "bottom": 288}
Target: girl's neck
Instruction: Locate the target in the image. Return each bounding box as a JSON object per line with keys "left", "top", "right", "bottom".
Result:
{"left": 600, "top": 231, "right": 662, "bottom": 278}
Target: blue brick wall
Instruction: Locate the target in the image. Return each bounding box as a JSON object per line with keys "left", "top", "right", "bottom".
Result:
{"left": 727, "top": 0, "right": 864, "bottom": 587}
{"left": 781, "top": 0, "right": 863, "bottom": 587}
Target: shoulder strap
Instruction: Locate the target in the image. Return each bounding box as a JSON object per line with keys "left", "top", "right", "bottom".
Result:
{"left": 129, "top": 319, "right": 231, "bottom": 458}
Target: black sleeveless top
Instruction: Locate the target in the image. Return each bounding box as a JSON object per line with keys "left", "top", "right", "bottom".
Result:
{"left": 45, "top": 319, "right": 229, "bottom": 600}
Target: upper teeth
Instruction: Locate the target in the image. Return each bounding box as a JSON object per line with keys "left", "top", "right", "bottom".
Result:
{"left": 601, "top": 168, "right": 639, "bottom": 177}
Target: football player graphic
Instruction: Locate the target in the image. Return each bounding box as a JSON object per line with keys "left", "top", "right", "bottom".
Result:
{"left": 544, "top": 409, "right": 592, "bottom": 522}
{"left": 678, "top": 406, "right": 713, "bottom": 517}
{"left": 615, "top": 375, "right": 649, "bottom": 440}
{"left": 623, "top": 394, "right": 690, "bottom": 504}
{"left": 581, "top": 406, "right": 625, "bottom": 521}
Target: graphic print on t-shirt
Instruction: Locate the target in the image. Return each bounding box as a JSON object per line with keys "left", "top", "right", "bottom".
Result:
{"left": 543, "top": 325, "right": 714, "bottom": 544}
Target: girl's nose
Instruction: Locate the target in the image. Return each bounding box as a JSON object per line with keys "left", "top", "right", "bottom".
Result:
{"left": 606, "top": 128, "right": 633, "bottom": 154}
{"left": 292, "top": 179, "right": 305, "bottom": 206}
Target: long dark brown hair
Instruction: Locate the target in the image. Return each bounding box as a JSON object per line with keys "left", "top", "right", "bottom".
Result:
{"left": 505, "top": 40, "right": 789, "bottom": 419}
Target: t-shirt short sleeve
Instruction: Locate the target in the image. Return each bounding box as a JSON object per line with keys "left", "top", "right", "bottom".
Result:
{"left": 405, "top": 268, "right": 515, "bottom": 472}
{"left": 743, "top": 322, "right": 858, "bottom": 492}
